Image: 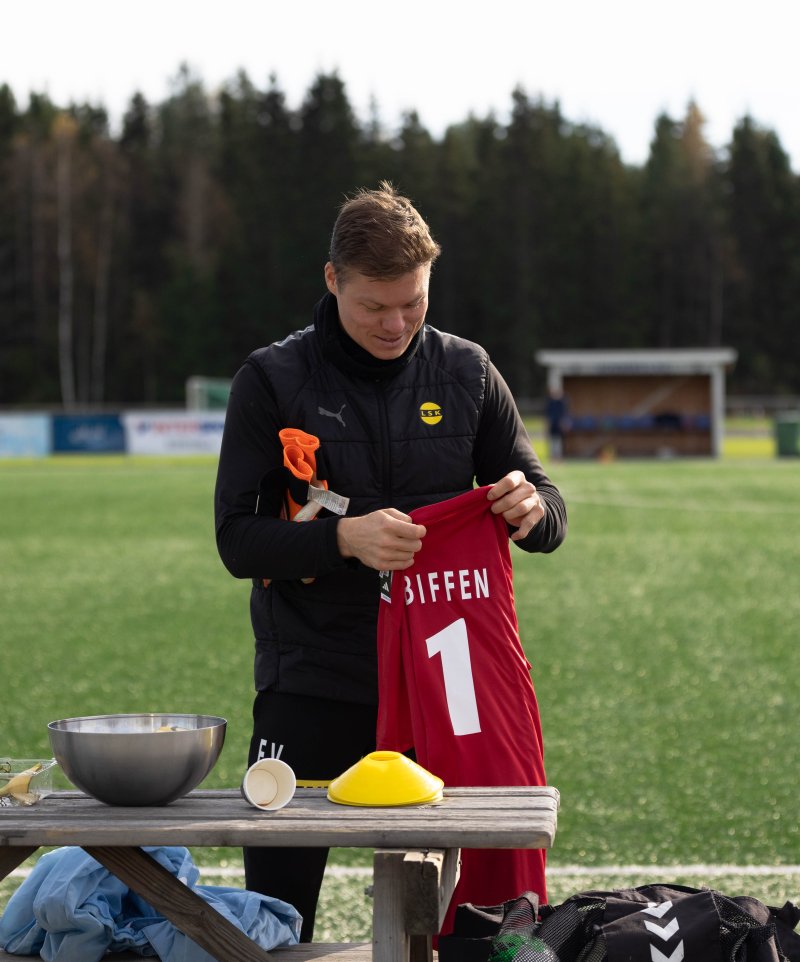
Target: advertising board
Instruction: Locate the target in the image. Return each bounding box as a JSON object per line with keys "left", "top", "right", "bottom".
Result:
{"left": 52, "top": 414, "right": 126, "bottom": 453}
{"left": 122, "top": 412, "right": 225, "bottom": 455}
{"left": 0, "top": 414, "right": 51, "bottom": 457}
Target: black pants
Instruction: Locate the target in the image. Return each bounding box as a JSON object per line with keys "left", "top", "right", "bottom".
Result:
{"left": 245, "top": 690, "right": 378, "bottom": 942}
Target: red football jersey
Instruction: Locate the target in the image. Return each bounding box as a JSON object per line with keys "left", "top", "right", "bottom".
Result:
{"left": 376, "top": 486, "right": 547, "bottom": 932}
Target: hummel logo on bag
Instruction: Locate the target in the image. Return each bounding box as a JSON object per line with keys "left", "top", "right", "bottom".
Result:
{"left": 641, "top": 901, "right": 684, "bottom": 962}
{"left": 319, "top": 404, "right": 346, "bottom": 427}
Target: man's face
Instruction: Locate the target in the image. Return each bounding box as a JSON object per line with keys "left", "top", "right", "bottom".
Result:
{"left": 324, "top": 262, "right": 430, "bottom": 360}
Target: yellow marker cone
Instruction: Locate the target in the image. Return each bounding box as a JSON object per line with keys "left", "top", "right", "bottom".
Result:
{"left": 327, "top": 751, "right": 443, "bottom": 807}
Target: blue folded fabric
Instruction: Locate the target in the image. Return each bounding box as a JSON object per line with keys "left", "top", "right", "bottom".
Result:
{"left": 0, "top": 845, "right": 301, "bottom": 962}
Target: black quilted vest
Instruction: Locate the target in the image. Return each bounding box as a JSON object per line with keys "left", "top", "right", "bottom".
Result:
{"left": 249, "top": 293, "right": 489, "bottom": 705}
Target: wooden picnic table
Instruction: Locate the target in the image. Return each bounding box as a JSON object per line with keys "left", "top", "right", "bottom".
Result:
{"left": 0, "top": 786, "right": 559, "bottom": 962}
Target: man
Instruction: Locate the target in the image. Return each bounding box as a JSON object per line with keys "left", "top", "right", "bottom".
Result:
{"left": 214, "top": 182, "right": 567, "bottom": 941}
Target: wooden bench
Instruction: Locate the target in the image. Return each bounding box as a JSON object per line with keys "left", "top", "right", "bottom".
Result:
{"left": 0, "top": 944, "right": 375, "bottom": 962}
{"left": 0, "top": 940, "right": 393, "bottom": 959}
{"left": 0, "top": 786, "right": 559, "bottom": 962}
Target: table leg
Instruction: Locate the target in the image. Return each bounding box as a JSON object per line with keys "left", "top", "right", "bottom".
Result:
{"left": 372, "top": 848, "right": 461, "bottom": 962}
{"left": 403, "top": 849, "right": 460, "bottom": 935}
{"left": 0, "top": 847, "right": 38, "bottom": 883}
{"left": 408, "top": 934, "right": 432, "bottom": 962}
{"left": 84, "top": 846, "right": 274, "bottom": 962}
{"left": 373, "top": 850, "right": 410, "bottom": 962}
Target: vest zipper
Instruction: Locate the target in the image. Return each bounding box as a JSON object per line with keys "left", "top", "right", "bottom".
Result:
{"left": 376, "top": 382, "right": 393, "bottom": 504}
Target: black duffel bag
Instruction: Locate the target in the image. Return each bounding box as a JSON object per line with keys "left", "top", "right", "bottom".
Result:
{"left": 439, "top": 884, "right": 800, "bottom": 962}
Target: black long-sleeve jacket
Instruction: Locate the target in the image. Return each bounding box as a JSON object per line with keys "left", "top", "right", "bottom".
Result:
{"left": 215, "top": 293, "right": 567, "bottom": 704}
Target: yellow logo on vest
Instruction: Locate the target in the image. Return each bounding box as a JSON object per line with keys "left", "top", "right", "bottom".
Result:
{"left": 420, "top": 402, "right": 443, "bottom": 425}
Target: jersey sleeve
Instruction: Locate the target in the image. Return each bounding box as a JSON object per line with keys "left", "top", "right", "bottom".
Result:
{"left": 214, "top": 360, "right": 347, "bottom": 582}
{"left": 474, "top": 361, "right": 567, "bottom": 554}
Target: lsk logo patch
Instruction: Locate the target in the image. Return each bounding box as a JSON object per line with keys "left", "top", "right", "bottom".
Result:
{"left": 420, "top": 402, "right": 443, "bottom": 425}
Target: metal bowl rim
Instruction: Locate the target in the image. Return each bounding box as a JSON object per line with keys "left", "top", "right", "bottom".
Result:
{"left": 48, "top": 713, "right": 227, "bottom": 733}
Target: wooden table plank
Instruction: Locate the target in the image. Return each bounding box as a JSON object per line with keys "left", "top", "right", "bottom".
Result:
{"left": 0, "top": 787, "right": 559, "bottom": 850}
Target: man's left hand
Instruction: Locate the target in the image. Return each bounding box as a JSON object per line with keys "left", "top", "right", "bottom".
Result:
{"left": 487, "top": 471, "right": 545, "bottom": 542}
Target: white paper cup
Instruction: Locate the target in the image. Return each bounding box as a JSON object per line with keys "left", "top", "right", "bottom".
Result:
{"left": 241, "top": 758, "right": 296, "bottom": 811}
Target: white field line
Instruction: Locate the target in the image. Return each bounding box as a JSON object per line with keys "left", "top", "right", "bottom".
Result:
{"left": 7, "top": 865, "right": 800, "bottom": 880}
{"left": 564, "top": 495, "right": 799, "bottom": 515}
{"left": 332, "top": 864, "right": 800, "bottom": 878}
{"left": 548, "top": 865, "right": 800, "bottom": 877}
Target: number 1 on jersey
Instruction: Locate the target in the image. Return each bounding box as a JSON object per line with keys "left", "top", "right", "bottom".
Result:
{"left": 425, "top": 617, "right": 482, "bottom": 736}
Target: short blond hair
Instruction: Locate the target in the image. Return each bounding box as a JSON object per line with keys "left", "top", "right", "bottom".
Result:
{"left": 329, "top": 181, "right": 441, "bottom": 283}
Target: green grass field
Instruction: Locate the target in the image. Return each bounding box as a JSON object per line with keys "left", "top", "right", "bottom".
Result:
{"left": 2, "top": 432, "right": 798, "bottom": 935}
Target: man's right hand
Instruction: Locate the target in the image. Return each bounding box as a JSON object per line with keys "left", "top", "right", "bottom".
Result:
{"left": 337, "top": 509, "right": 426, "bottom": 571}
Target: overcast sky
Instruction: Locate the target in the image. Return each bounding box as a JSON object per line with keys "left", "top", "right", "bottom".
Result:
{"left": 3, "top": 0, "right": 799, "bottom": 169}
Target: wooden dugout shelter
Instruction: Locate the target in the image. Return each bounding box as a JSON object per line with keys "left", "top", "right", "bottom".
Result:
{"left": 535, "top": 348, "right": 738, "bottom": 458}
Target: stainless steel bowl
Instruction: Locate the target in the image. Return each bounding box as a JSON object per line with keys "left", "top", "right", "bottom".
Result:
{"left": 48, "top": 713, "right": 226, "bottom": 806}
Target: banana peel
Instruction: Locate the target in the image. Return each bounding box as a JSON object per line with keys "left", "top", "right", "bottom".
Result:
{"left": 0, "top": 762, "right": 43, "bottom": 805}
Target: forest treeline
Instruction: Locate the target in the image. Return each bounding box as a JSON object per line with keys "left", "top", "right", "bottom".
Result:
{"left": 1, "top": 66, "right": 798, "bottom": 407}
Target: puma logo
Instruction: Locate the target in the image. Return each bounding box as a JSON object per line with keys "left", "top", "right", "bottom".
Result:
{"left": 319, "top": 404, "right": 346, "bottom": 427}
